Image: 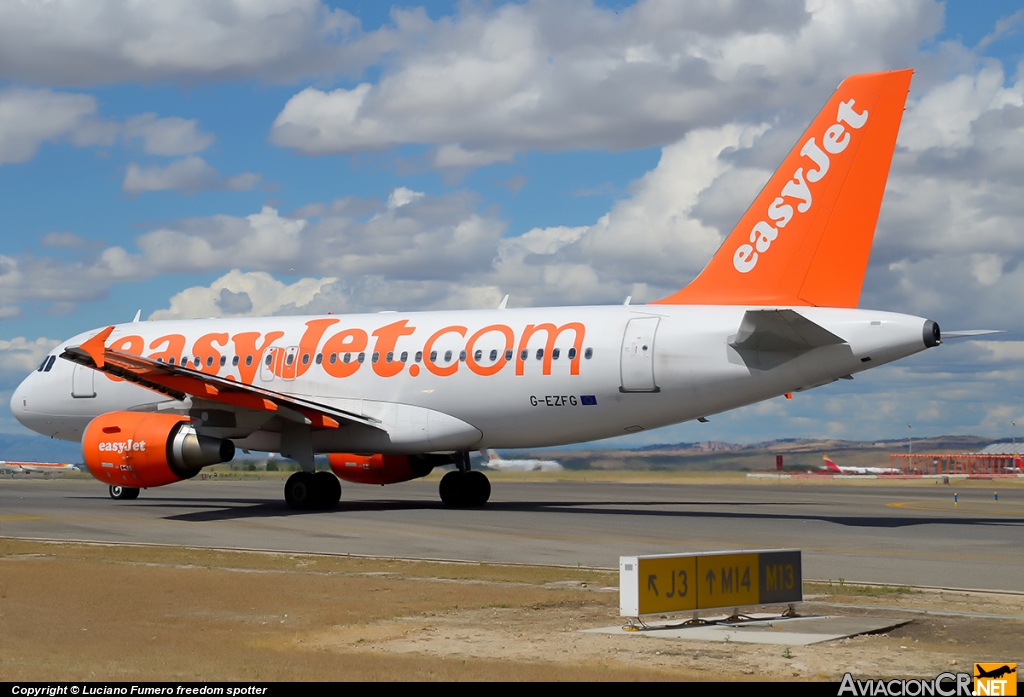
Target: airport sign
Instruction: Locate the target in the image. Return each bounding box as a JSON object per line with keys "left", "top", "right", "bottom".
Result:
{"left": 619, "top": 549, "right": 802, "bottom": 617}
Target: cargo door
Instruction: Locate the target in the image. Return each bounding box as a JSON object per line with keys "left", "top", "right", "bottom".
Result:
{"left": 620, "top": 316, "right": 660, "bottom": 393}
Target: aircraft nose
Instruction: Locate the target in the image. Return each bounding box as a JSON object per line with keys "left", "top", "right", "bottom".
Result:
{"left": 10, "top": 373, "right": 34, "bottom": 428}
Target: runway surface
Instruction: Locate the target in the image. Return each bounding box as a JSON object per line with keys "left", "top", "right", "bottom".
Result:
{"left": 2, "top": 476, "right": 1022, "bottom": 592}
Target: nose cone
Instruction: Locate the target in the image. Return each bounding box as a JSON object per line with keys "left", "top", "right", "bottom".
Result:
{"left": 10, "top": 373, "right": 33, "bottom": 429}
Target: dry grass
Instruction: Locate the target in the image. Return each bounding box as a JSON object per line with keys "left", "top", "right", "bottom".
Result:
{"left": 1, "top": 539, "right": 1021, "bottom": 682}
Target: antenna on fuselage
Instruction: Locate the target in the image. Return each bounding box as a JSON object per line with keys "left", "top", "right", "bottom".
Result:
{"left": 497, "top": 295, "right": 509, "bottom": 310}
{"left": 132, "top": 309, "right": 141, "bottom": 323}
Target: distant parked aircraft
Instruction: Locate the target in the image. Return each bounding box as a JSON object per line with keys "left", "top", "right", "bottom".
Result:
{"left": 0, "top": 460, "right": 79, "bottom": 475}
{"left": 478, "top": 450, "right": 563, "bottom": 472}
{"left": 821, "top": 455, "right": 899, "bottom": 475}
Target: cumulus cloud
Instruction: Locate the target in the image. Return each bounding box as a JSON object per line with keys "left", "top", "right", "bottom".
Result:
{"left": 0, "top": 336, "right": 61, "bottom": 378}
{"left": 150, "top": 270, "right": 336, "bottom": 320}
{"left": 0, "top": 0, "right": 358, "bottom": 85}
{"left": 270, "top": 0, "right": 938, "bottom": 161}
{"left": 122, "top": 156, "right": 261, "bottom": 194}
{"left": 123, "top": 114, "right": 215, "bottom": 156}
{"left": 0, "top": 88, "right": 116, "bottom": 165}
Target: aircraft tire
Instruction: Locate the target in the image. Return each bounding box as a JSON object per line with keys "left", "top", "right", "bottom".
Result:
{"left": 314, "top": 471, "right": 341, "bottom": 509}
{"left": 439, "top": 471, "right": 463, "bottom": 507}
{"left": 439, "top": 471, "right": 490, "bottom": 508}
{"left": 465, "top": 471, "right": 490, "bottom": 507}
{"left": 109, "top": 485, "right": 140, "bottom": 500}
{"left": 284, "top": 471, "right": 319, "bottom": 510}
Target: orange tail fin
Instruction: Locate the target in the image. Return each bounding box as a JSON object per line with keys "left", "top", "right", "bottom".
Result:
{"left": 653, "top": 69, "right": 913, "bottom": 308}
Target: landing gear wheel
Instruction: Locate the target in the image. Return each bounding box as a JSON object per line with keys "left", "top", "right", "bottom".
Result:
{"left": 109, "top": 485, "right": 140, "bottom": 500}
{"left": 465, "top": 470, "right": 491, "bottom": 507}
{"left": 284, "top": 471, "right": 319, "bottom": 510}
{"left": 314, "top": 471, "right": 341, "bottom": 509}
{"left": 439, "top": 471, "right": 490, "bottom": 508}
{"left": 439, "top": 471, "right": 463, "bottom": 507}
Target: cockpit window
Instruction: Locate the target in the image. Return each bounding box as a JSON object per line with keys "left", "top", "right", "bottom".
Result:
{"left": 44, "top": 355, "right": 56, "bottom": 372}
{"left": 37, "top": 357, "right": 48, "bottom": 372}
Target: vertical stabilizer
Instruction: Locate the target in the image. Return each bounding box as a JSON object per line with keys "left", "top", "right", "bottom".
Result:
{"left": 653, "top": 69, "right": 913, "bottom": 308}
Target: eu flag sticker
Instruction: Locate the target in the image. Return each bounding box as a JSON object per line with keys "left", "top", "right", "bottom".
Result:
{"left": 580, "top": 395, "right": 598, "bottom": 405}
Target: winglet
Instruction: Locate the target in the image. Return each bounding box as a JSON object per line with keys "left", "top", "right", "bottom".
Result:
{"left": 78, "top": 326, "right": 115, "bottom": 369}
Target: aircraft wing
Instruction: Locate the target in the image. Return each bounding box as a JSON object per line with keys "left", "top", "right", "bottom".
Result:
{"left": 60, "top": 326, "right": 383, "bottom": 432}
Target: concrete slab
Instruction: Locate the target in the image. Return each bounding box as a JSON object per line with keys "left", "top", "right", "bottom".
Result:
{"left": 582, "top": 614, "right": 910, "bottom": 646}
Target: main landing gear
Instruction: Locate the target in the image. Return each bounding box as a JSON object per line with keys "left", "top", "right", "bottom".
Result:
{"left": 109, "top": 485, "right": 140, "bottom": 500}
{"left": 284, "top": 471, "right": 342, "bottom": 510}
{"left": 439, "top": 452, "right": 491, "bottom": 508}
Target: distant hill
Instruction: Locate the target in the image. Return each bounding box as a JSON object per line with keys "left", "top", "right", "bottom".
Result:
{"left": 0, "top": 433, "right": 82, "bottom": 464}
{"left": 520, "top": 435, "right": 1002, "bottom": 472}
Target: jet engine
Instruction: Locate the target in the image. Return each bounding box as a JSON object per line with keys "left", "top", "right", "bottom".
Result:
{"left": 327, "top": 452, "right": 453, "bottom": 485}
{"left": 83, "top": 411, "right": 235, "bottom": 488}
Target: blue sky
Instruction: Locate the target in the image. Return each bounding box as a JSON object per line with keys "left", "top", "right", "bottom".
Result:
{"left": 2, "top": 0, "right": 1024, "bottom": 449}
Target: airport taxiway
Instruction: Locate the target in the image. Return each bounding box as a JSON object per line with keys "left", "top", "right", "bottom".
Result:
{"left": 2, "top": 475, "right": 1022, "bottom": 592}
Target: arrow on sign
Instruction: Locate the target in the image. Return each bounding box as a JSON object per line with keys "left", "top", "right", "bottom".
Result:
{"left": 705, "top": 569, "right": 716, "bottom": 594}
{"left": 647, "top": 574, "right": 659, "bottom": 596}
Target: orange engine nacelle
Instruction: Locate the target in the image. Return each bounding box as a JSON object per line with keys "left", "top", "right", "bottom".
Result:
{"left": 83, "top": 411, "right": 236, "bottom": 489}
{"left": 328, "top": 453, "right": 451, "bottom": 485}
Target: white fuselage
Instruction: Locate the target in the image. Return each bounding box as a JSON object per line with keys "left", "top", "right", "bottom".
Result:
{"left": 11, "top": 305, "right": 933, "bottom": 455}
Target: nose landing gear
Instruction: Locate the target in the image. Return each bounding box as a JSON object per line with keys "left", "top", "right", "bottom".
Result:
{"left": 109, "top": 485, "right": 140, "bottom": 500}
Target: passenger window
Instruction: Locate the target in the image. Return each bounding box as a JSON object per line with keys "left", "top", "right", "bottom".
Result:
{"left": 505, "top": 349, "right": 514, "bottom": 361}
{"left": 488, "top": 349, "right": 496, "bottom": 361}
{"left": 568, "top": 348, "right": 577, "bottom": 360}
{"left": 286, "top": 353, "right": 295, "bottom": 366}
{"left": 459, "top": 350, "right": 467, "bottom": 362}
{"left": 245, "top": 355, "right": 252, "bottom": 366}
{"left": 414, "top": 351, "right": 422, "bottom": 363}
{"left": 552, "top": 348, "right": 560, "bottom": 360}
{"left": 372, "top": 352, "right": 380, "bottom": 364}
{"left": 584, "top": 348, "right": 593, "bottom": 359}
{"left": 430, "top": 351, "right": 437, "bottom": 362}
{"left": 343, "top": 353, "right": 351, "bottom": 363}
{"left": 386, "top": 352, "right": 393, "bottom": 363}
{"left": 330, "top": 353, "right": 337, "bottom": 364}
{"left": 219, "top": 356, "right": 226, "bottom": 367}
{"left": 206, "top": 356, "right": 214, "bottom": 367}
{"left": 157, "top": 357, "right": 165, "bottom": 363}
{"left": 536, "top": 348, "right": 544, "bottom": 360}
{"left": 168, "top": 357, "right": 175, "bottom": 365}
{"left": 400, "top": 351, "right": 408, "bottom": 362}
{"left": 301, "top": 353, "right": 310, "bottom": 365}
{"left": 444, "top": 350, "right": 452, "bottom": 362}
{"left": 357, "top": 353, "right": 365, "bottom": 364}
{"left": 265, "top": 354, "right": 273, "bottom": 366}
{"left": 315, "top": 353, "right": 322, "bottom": 365}
{"left": 520, "top": 349, "right": 528, "bottom": 361}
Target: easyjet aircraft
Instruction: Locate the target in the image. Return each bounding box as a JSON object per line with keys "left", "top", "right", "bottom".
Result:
{"left": 12, "top": 70, "right": 950, "bottom": 509}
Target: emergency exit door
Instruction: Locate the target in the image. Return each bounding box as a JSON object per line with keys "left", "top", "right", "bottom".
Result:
{"left": 620, "top": 316, "right": 660, "bottom": 392}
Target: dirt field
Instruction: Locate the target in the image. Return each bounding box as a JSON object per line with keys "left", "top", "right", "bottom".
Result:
{"left": 1, "top": 539, "right": 1020, "bottom": 682}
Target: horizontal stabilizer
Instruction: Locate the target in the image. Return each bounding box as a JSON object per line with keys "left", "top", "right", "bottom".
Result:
{"left": 730, "top": 310, "right": 845, "bottom": 353}
{"left": 941, "top": 329, "right": 1004, "bottom": 339}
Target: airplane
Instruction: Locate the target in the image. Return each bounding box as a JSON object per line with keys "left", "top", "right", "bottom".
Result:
{"left": 820, "top": 455, "right": 900, "bottom": 476}
{"left": 0, "top": 460, "right": 79, "bottom": 475}
{"left": 975, "top": 665, "right": 1016, "bottom": 680}
{"left": 477, "top": 449, "right": 563, "bottom": 472}
{"left": 11, "top": 69, "right": 961, "bottom": 510}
